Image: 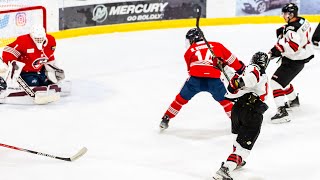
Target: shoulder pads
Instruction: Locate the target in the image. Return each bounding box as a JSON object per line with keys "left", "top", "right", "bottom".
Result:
{"left": 285, "top": 17, "right": 305, "bottom": 33}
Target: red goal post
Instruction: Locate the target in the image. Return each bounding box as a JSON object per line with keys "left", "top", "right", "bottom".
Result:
{"left": 0, "top": 6, "right": 46, "bottom": 48}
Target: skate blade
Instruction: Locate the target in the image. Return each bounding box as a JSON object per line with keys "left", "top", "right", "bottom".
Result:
{"left": 270, "top": 117, "right": 291, "bottom": 124}
{"left": 212, "top": 175, "right": 232, "bottom": 180}
{"left": 159, "top": 126, "right": 167, "bottom": 133}
{"left": 286, "top": 106, "right": 300, "bottom": 112}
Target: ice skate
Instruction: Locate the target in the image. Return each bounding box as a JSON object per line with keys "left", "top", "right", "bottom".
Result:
{"left": 285, "top": 95, "right": 300, "bottom": 109}
{"left": 159, "top": 115, "right": 170, "bottom": 130}
{"left": 271, "top": 106, "right": 290, "bottom": 124}
{"left": 235, "top": 160, "right": 246, "bottom": 170}
{"left": 213, "top": 162, "right": 233, "bottom": 180}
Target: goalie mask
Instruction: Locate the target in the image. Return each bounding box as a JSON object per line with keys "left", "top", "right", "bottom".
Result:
{"left": 250, "top": 51, "right": 269, "bottom": 70}
{"left": 30, "top": 25, "right": 46, "bottom": 50}
{"left": 185, "top": 28, "right": 203, "bottom": 48}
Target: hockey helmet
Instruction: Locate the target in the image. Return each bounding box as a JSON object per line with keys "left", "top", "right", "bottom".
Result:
{"left": 185, "top": 28, "right": 203, "bottom": 46}
{"left": 282, "top": 3, "right": 298, "bottom": 17}
{"left": 30, "top": 25, "right": 46, "bottom": 50}
{"left": 250, "top": 51, "right": 269, "bottom": 70}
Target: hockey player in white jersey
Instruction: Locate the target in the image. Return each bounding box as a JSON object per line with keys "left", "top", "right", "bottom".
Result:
{"left": 213, "top": 52, "right": 269, "bottom": 180}
{"left": 268, "top": 3, "right": 314, "bottom": 123}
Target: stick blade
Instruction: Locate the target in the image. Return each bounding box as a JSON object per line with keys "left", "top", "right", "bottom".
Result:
{"left": 70, "top": 147, "right": 88, "bottom": 161}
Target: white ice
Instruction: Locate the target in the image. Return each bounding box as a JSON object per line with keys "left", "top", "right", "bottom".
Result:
{"left": 1, "top": 23, "right": 320, "bottom": 180}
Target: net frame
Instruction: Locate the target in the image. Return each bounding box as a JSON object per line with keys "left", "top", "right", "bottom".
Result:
{"left": 0, "top": 6, "right": 46, "bottom": 47}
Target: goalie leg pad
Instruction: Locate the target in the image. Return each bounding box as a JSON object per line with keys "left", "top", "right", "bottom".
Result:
{"left": 34, "top": 91, "right": 60, "bottom": 104}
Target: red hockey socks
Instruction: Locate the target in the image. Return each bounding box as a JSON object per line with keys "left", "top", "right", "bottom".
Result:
{"left": 164, "top": 94, "right": 188, "bottom": 119}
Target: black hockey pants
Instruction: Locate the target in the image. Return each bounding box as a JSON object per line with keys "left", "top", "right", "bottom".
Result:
{"left": 231, "top": 93, "right": 268, "bottom": 150}
{"left": 272, "top": 56, "right": 313, "bottom": 88}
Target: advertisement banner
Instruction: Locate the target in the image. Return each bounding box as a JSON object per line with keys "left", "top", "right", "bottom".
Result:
{"left": 59, "top": 0, "right": 206, "bottom": 30}
{"left": 236, "top": 0, "right": 299, "bottom": 16}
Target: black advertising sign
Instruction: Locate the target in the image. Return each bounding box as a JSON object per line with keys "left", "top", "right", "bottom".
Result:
{"left": 59, "top": 0, "right": 206, "bottom": 30}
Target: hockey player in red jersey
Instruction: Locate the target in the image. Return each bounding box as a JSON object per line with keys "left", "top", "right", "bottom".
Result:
{"left": 159, "top": 28, "right": 245, "bottom": 130}
{"left": 0, "top": 25, "right": 68, "bottom": 104}
{"left": 268, "top": 3, "right": 314, "bottom": 123}
{"left": 2, "top": 25, "right": 65, "bottom": 87}
{"left": 213, "top": 52, "right": 269, "bottom": 180}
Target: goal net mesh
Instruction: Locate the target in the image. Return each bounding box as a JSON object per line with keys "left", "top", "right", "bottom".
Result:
{"left": 0, "top": 6, "right": 46, "bottom": 48}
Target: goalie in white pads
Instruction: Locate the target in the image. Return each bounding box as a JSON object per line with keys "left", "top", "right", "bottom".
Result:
{"left": 213, "top": 52, "right": 269, "bottom": 180}
{"left": 0, "top": 25, "right": 71, "bottom": 104}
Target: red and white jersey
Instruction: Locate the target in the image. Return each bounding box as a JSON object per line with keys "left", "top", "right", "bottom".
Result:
{"left": 2, "top": 34, "right": 56, "bottom": 73}
{"left": 279, "top": 17, "right": 314, "bottom": 60}
{"left": 184, "top": 41, "right": 244, "bottom": 78}
{"left": 226, "top": 64, "right": 268, "bottom": 102}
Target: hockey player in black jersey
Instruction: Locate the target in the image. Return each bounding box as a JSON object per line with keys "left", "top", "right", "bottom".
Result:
{"left": 268, "top": 3, "right": 314, "bottom": 123}
{"left": 213, "top": 52, "right": 269, "bottom": 180}
{"left": 312, "top": 23, "right": 320, "bottom": 47}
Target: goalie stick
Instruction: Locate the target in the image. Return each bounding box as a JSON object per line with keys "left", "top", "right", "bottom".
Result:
{"left": 7, "top": 61, "right": 59, "bottom": 104}
{"left": 0, "top": 143, "right": 87, "bottom": 162}
{"left": 195, "top": 6, "right": 231, "bottom": 81}
{"left": 0, "top": 59, "right": 36, "bottom": 98}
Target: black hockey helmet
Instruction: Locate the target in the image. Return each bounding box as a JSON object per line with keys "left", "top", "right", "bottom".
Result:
{"left": 282, "top": 3, "right": 298, "bottom": 17}
{"left": 250, "top": 51, "right": 269, "bottom": 70}
{"left": 186, "top": 28, "right": 203, "bottom": 45}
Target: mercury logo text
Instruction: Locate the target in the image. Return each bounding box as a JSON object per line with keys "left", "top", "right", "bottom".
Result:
{"left": 92, "top": 2, "right": 169, "bottom": 23}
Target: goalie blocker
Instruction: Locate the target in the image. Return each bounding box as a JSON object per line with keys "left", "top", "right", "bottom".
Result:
{"left": 0, "top": 60, "right": 71, "bottom": 105}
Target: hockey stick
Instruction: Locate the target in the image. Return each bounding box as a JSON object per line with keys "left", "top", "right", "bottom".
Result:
{"left": 195, "top": 6, "right": 231, "bottom": 81}
{"left": 0, "top": 58, "right": 35, "bottom": 99}
{"left": 8, "top": 61, "right": 59, "bottom": 104}
{"left": 0, "top": 143, "right": 87, "bottom": 162}
{"left": 16, "top": 76, "right": 36, "bottom": 97}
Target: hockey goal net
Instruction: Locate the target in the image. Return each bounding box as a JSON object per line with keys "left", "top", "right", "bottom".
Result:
{"left": 0, "top": 6, "right": 46, "bottom": 48}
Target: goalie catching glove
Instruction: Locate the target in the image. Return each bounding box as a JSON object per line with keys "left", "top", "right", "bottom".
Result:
{"left": 44, "top": 63, "right": 65, "bottom": 83}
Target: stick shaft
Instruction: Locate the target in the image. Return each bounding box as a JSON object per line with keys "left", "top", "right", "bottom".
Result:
{"left": 195, "top": 6, "right": 230, "bottom": 81}
{"left": 0, "top": 143, "right": 86, "bottom": 162}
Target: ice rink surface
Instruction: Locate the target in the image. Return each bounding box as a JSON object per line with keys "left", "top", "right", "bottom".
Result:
{"left": 1, "top": 23, "right": 320, "bottom": 180}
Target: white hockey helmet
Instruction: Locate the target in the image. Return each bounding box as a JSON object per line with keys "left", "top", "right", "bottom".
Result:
{"left": 30, "top": 25, "right": 46, "bottom": 50}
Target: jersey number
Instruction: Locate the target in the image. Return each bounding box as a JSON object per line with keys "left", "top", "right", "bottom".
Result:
{"left": 195, "top": 49, "right": 213, "bottom": 63}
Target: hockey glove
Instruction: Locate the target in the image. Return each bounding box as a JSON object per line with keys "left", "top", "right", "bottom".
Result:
{"left": 269, "top": 44, "right": 284, "bottom": 58}
{"left": 227, "top": 74, "right": 240, "bottom": 94}
{"left": 212, "top": 57, "right": 225, "bottom": 69}
{"left": 55, "top": 68, "right": 65, "bottom": 81}
{"left": 276, "top": 26, "right": 285, "bottom": 39}
{"left": 45, "top": 64, "right": 65, "bottom": 83}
